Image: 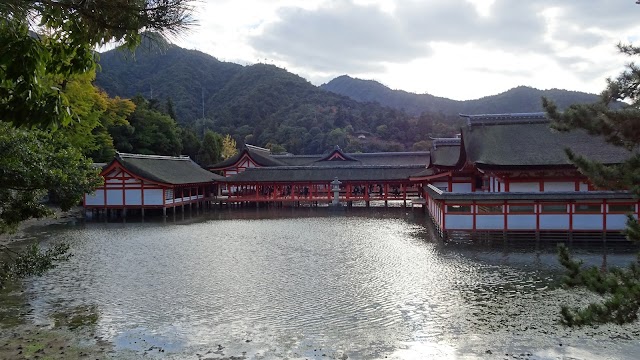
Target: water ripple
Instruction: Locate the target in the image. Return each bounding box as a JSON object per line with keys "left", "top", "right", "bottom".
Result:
{"left": 23, "top": 209, "right": 640, "bottom": 359}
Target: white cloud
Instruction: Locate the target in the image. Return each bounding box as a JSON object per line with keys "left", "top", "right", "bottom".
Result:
{"left": 174, "top": 0, "right": 640, "bottom": 100}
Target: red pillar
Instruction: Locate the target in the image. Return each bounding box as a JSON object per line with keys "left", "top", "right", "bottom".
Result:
{"left": 603, "top": 199, "right": 607, "bottom": 231}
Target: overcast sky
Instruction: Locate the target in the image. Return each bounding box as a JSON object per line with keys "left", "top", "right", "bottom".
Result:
{"left": 175, "top": 0, "right": 640, "bottom": 100}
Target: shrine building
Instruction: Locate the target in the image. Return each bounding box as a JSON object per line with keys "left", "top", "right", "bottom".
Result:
{"left": 412, "top": 113, "right": 637, "bottom": 240}
{"left": 84, "top": 112, "right": 637, "bottom": 240}
{"left": 84, "top": 153, "right": 221, "bottom": 216}
{"left": 208, "top": 145, "right": 429, "bottom": 206}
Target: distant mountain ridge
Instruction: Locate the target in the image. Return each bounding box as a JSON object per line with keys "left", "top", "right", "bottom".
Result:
{"left": 96, "top": 44, "right": 453, "bottom": 154}
{"left": 94, "top": 42, "right": 605, "bottom": 154}
{"left": 320, "top": 75, "right": 602, "bottom": 116}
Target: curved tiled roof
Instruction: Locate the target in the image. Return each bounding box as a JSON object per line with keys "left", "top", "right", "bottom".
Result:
{"left": 429, "top": 145, "right": 460, "bottom": 168}
{"left": 115, "top": 153, "right": 221, "bottom": 185}
{"left": 461, "top": 116, "right": 633, "bottom": 168}
{"left": 208, "top": 148, "right": 287, "bottom": 169}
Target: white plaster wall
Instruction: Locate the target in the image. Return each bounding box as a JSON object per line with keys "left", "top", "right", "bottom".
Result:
{"left": 606, "top": 214, "right": 637, "bottom": 230}
{"left": 445, "top": 215, "right": 473, "bottom": 230}
{"left": 573, "top": 215, "right": 603, "bottom": 230}
{"left": 507, "top": 215, "right": 537, "bottom": 230}
{"left": 145, "top": 189, "right": 163, "bottom": 205}
{"left": 85, "top": 192, "right": 104, "bottom": 206}
{"left": 106, "top": 190, "right": 123, "bottom": 206}
{"left": 125, "top": 190, "right": 142, "bottom": 206}
{"left": 475, "top": 215, "right": 503, "bottom": 230}
{"left": 509, "top": 182, "right": 539, "bottom": 192}
{"left": 539, "top": 215, "right": 570, "bottom": 230}
{"left": 544, "top": 182, "right": 575, "bottom": 192}
{"left": 452, "top": 183, "right": 472, "bottom": 193}
{"left": 579, "top": 182, "right": 589, "bottom": 191}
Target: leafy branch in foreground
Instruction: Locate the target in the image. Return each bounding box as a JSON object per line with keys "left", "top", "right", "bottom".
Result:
{"left": 558, "top": 244, "right": 640, "bottom": 326}
{"left": 0, "top": 244, "right": 71, "bottom": 288}
{"left": 1, "top": 0, "right": 195, "bottom": 128}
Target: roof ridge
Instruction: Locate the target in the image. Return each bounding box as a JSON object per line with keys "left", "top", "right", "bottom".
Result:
{"left": 241, "top": 165, "right": 425, "bottom": 170}
{"left": 350, "top": 151, "right": 430, "bottom": 156}
{"left": 431, "top": 138, "right": 461, "bottom": 149}
{"left": 117, "top": 152, "right": 191, "bottom": 161}
{"left": 460, "top": 112, "right": 549, "bottom": 126}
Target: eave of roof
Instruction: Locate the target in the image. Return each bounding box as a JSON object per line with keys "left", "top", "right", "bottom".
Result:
{"left": 423, "top": 184, "right": 634, "bottom": 201}
{"left": 222, "top": 165, "right": 424, "bottom": 183}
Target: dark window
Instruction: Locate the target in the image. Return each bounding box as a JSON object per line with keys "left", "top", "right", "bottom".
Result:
{"left": 477, "top": 204, "right": 503, "bottom": 213}
{"left": 541, "top": 204, "right": 567, "bottom": 213}
{"left": 447, "top": 205, "right": 471, "bottom": 213}
{"left": 574, "top": 204, "right": 601, "bottom": 213}
{"left": 509, "top": 205, "right": 535, "bottom": 213}
{"left": 609, "top": 204, "right": 635, "bottom": 213}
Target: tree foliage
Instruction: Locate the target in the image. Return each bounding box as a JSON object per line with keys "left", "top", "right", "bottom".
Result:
{"left": 544, "top": 43, "right": 640, "bottom": 326}
{"left": 221, "top": 134, "right": 238, "bottom": 160}
{"left": 0, "top": 122, "right": 102, "bottom": 234}
{"left": 113, "top": 95, "right": 182, "bottom": 155}
{"left": 55, "top": 70, "right": 136, "bottom": 162}
{"left": 0, "top": 244, "right": 71, "bottom": 288}
{"left": 557, "top": 244, "right": 640, "bottom": 326}
{"left": 198, "top": 130, "right": 222, "bottom": 166}
{"left": 0, "top": 0, "right": 194, "bottom": 128}
{"left": 96, "top": 50, "right": 464, "bottom": 153}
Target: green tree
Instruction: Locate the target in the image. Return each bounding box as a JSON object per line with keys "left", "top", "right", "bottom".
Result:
{"left": 0, "top": 122, "right": 102, "bottom": 235}
{"left": 412, "top": 140, "right": 432, "bottom": 151}
{"left": 544, "top": 43, "right": 640, "bottom": 326}
{"left": 180, "top": 127, "right": 202, "bottom": 162}
{"left": 1, "top": 0, "right": 194, "bottom": 128}
{"left": 57, "top": 70, "right": 135, "bottom": 162}
{"left": 166, "top": 97, "right": 178, "bottom": 121}
{"left": 198, "top": 130, "right": 222, "bottom": 166}
{"left": 326, "top": 128, "right": 348, "bottom": 149}
{"left": 266, "top": 142, "right": 287, "bottom": 154}
{"left": 126, "top": 96, "right": 182, "bottom": 155}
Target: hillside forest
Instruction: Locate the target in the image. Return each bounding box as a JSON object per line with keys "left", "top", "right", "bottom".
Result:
{"left": 95, "top": 43, "right": 464, "bottom": 158}
{"left": 92, "top": 40, "right": 606, "bottom": 159}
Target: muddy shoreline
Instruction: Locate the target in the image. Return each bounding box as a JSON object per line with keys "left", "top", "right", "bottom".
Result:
{"left": 0, "top": 208, "right": 117, "bottom": 360}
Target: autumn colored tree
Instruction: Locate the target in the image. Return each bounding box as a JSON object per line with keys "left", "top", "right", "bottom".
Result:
{"left": 221, "top": 134, "right": 238, "bottom": 159}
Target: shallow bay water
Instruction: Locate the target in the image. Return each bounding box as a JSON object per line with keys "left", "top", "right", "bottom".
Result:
{"left": 22, "top": 208, "right": 640, "bottom": 359}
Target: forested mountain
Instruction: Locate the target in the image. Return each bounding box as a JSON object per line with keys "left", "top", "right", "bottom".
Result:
{"left": 95, "top": 42, "right": 601, "bottom": 155}
{"left": 96, "top": 43, "right": 242, "bottom": 123}
{"left": 321, "top": 75, "right": 602, "bottom": 116}
{"left": 95, "top": 45, "right": 459, "bottom": 154}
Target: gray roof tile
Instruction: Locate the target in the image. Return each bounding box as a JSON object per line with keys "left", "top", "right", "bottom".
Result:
{"left": 116, "top": 153, "right": 221, "bottom": 185}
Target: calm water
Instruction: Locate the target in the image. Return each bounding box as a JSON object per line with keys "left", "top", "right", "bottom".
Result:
{"left": 22, "top": 208, "right": 640, "bottom": 359}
